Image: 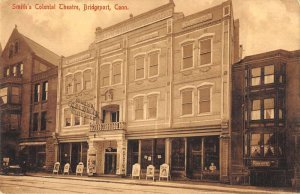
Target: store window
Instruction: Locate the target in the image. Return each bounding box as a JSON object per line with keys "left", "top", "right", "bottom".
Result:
{"left": 0, "top": 87, "right": 8, "bottom": 105}
{"left": 182, "top": 43, "right": 193, "bottom": 69}
{"left": 251, "top": 68, "right": 261, "bottom": 86}
{"left": 64, "top": 109, "right": 71, "bottom": 127}
{"left": 189, "top": 137, "right": 202, "bottom": 171}
{"left": 42, "top": 81, "right": 48, "bottom": 101}
{"left": 147, "top": 95, "right": 157, "bottom": 119}
{"left": 264, "top": 98, "right": 274, "bottom": 119}
{"left": 251, "top": 100, "right": 261, "bottom": 120}
{"left": 41, "top": 111, "right": 47, "bottom": 131}
{"left": 135, "top": 56, "right": 145, "bottom": 80}
{"left": 33, "top": 113, "right": 39, "bottom": 131}
{"left": 204, "top": 136, "right": 219, "bottom": 171}
{"left": 101, "top": 64, "right": 110, "bottom": 86}
{"left": 65, "top": 75, "right": 73, "bottom": 94}
{"left": 112, "top": 62, "right": 121, "bottom": 84}
{"left": 74, "top": 72, "right": 82, "bottom": 93}
{"left": 171, "top": 138, "right": 185, "bottom": 171}
{"left": 200, "top": 38, "right": 212, "bottom": 65}
{"left": 149, "top": 52, "right": 159, "bottom": 77}
{"left": 134, "top": 96, "right": 144, "bottom": 120}
{"left": 198, "top": 86, "right": 211, "bottom": 114}
{"left": 127, "top": 140, "right": 139, "bottom": 174}
{"left": 34, "top": 84, "right": 40, "bottom": 102}
{"left": 11, "top": 87, "right": 20, "bottom": 104}
{"left": 264, "top": 65, "right": 274, "bottom": 84}
{"left": 181, "top": 89, "right": 193, "bottom": 115}
{"left": 141, "top": 139, "right": 152, "bottom": 169}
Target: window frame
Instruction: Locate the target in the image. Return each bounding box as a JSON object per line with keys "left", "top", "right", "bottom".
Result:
{"left": 65, "top": 74, "right": 73, "bottom": 95}
{"left": 180, "top": 88, "right": 194, "bottom": 117}
{"left": 64, "top": 108, "right": 71, "bottom": 127}
{"left": 32, "top": 112, "right": 39, "bottom": 131}
{"left": 199, "top": 37, "right": 213, "bottom": 66}
{"left": 147, "top": 94, "right": 158, "bottom": 119}
{"left": 42, "top": 81, "right": 48, "bottom": 101}
{"left": 198, "top": 85, "right": 213, "bottom": 115}
{"left": 34, "top": 83, "right": 40, "bottom": 103}
{"left": 0, "top": 87, "right": 8, "bottom": 105}
{"left": 134, "top": 55, "right": 146, "bottom": 81}
{"left": 83, "top": 69, "right": 92, "bottom": 90}
{"left": 148, "top": 51, "right": 160, "bottom": 78}
{"left": 101, "top": 63, "right": 111, "bottom": 87}
{"left": 73, "top": 71, "right": 82, "bottom": 93}
{"left": 181, "top": 42, "right": 194, "bottom": 70}
{"left": 41, "top": 111, "right": 47, "bottom": 131}
{"left": 112, "top": 61, "right": 122, "bottom": 85}
{"left": 134, "top": 96, "right": 144, "bottom": 120}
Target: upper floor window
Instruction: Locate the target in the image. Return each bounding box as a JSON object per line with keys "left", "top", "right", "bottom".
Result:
{"left": 148, "top": 52, "right": 159, "bottom": 77}
{"left": 182, "top": 43, "right": 193, "bottom": 69}
{"left": 13, "top": 66, "right": 17, "bottom": 76}
{"left": 83, "top": 69, "right": 92, "bottom": 90}
{"left": 33, "top": 113, "right": 39, "bottom": 131}
{"left": 5, "top": 67, "right": 10, "bottom": 77}
{"left": 181, "top": 89, "right": 193, "bottom": 115}
{"left": 200, "top": 38, "right": 212, "bottom": 66}
{"left": 101, "top": 64, "right": 110, "bottom": 87}
{"left": 42, "top": 81, "right": 48, "bottom": 101}
{"left": 19, "top": 63, "right": 24, "bottom": 76}
{"left": 251, "top": 68, "right": 261, "bottom": 86}
{"left": 134, "top": 96, "right": 144, "bottom": 120}
{"left": 264, "top": 98, "right": 274, "bottom": 119}
{"left": 251, "top": 99, "right": 261, "bottom": 120}
{"left": 0, "top": 87, "right": 8, "bottom": 105}
{"left": 198, "top": 86, "right": 211, "bottom": 114}
{"left": 41, "top": 111, "right": 47, "bottom": 131}
{"left": 250, "top": 133, "right": 275, "bottom": 157}
{"left": 74, "top": 72, "right": 82, "bottom": 93}
{"left": 264, "top": 65, "right": 274, "bottom": 84}
{"left": 135, "top": 56, "right": 145, "bottom": 80}
{"left": 147, "top": 95, "right": 158, "bottom": 119}
{"left": 112, "top": 62, "right": 121, "bottom": 85}
{"left": 64, "top": 109, "right": 71, "bottom": 127}
{"left": 65, "top": 75, "right": 73, "bottom": 95}
{"left": 11, "top": 87, "right": 20, "bottom": 104}
{"left": 74, "top": 115, "right": 80, "bottom": 126}
{"left": 34, "top": 84, "right": 40, "bottom": 102}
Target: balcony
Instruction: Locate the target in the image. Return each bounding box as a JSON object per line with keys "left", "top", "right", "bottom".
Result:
{"left": 0, "top": 76, "right": 22, "bottom": 85}
{"left": 90, "top": 122, "right": 126, "bottom": 132}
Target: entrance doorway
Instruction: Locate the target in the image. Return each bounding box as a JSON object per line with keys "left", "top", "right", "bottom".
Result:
{"left": 104, "top": 147, "right": 117, "bottom": 174}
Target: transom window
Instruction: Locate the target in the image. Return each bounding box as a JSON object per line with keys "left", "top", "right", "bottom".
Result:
{"left": 112, "top": 62, "right": 121, "bottom": 84}
{"left": 149, "top": 52, "right": 159, "bottom": 77}
{"left": 135, "top": 56, "right": 145, "bottom": 80}
{"left": 134, "top": 96, "right": 144, "bottom": 120}
{"left": 147, "top": 95, "right": 158, "bottom": 119}
{"left": 198, "top": 87, "right": 211, "bottom": 114}
{"left": 182, "top": 43, "right": 193, "bottom": 69}
{"left": 181, "top": 89, "right": 193, "bottom": 115}
{"left": 200, "top": 39, "right": 212, "bottom": 65}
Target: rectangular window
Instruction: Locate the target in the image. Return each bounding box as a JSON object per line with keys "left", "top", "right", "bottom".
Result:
{"left": 264, "top": 133, "right": 275, "bottom": 156}
{"left": 182, "top": 44, "right": 193, "bottom": 69}
{"left": 33, "top": 113, "right": 39, "bottom": 131}
{"left": 74, "top": 115, "right": 80, "bottom": 126}
{"left": 5, "top": 67, "right": 10, "bottom": 77}
{"left": 0, "top": 87, "right": 8, "bottom": 105}
{"left": 278, "top": 98, "right": 284, "bottom": 119}
{"left": 264, "top": 65, "right": 274, "bottom": 84}
{"left": 65, "top": 75, "right": 73, "bottom": 94}
{"left": 74, "top": 72, "right": 82, "bottom": 93}
{"left": 182, "top": 89, "right": 193, "bottom": 115}
{"left": 199, "top": 87, "right": 211, "bottom": 113}
{"left": 264, "top": 98, "right": 274, "bottom": 119}
{"left": 42, "top": 81, "right": 48, "bottom": 101}
{"left": 147, "top": 95, "right": 157, "bottom": 119}
{"left": 83, "top": 70, "right": 92, "bottom": 89}
{"left": 251, "top": 100, "right": 261, "bottom": 120}
{"left": 20, "top": 64, "right": 24, "bottom": 75}
{"left": 135, "top": 96, "right": 144, "bottom": 120}
{"left": 101, "top": 65, "right": 110, "bottom": 86}
{"left": 149, "top": 52, "right": 159, "bottom": 77}
{"left": 251, "top": 68, "right": 261, "bottom": 86}
{"left": 135, "top": 56, "right": 145, "bottom": 80}
{"left": 34, "top": 84, "right": 40, "bottom": 102}
{"left": 41, "top": 111, "right": 47, "bottom": 131}
{"left": 64, "top": 109, "right": 71, "bottom": 127}
{"left": 250, "top": 134, "right": 261, "bottom": 157}
{"left": 200, "top": 39, "right": 212, "bottom": 65}
{"left": 112, "top": 62, "right": 121, "bottom": 84}
{"left": 11, "top": 87, "right": 20, "bottom": 104}
{"left": 13, "top": 66, "right": 17, "bottom": 76}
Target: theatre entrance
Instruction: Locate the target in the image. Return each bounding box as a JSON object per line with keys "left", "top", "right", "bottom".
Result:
{"left": 104, "top": 147, "right": 117, "bottom": 174}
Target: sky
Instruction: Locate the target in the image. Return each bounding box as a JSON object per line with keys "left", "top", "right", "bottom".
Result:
{"left": 0, "top": 0, "right": 299, "bottom": 57}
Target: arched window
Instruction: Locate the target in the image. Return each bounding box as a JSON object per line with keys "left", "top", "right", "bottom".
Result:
{"left": 74, "top": 72, "right": 82, "bottom": 93}
{"left": 83, "top": 69, "right": 92, "bottom": 89}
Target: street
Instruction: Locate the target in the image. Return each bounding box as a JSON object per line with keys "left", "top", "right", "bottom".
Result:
{"left": 0, "top": 175, "right": 294, "bottom": 194}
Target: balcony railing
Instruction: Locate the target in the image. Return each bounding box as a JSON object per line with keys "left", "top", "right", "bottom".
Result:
{"left": 0, "top": 76, "right": 22, "bottom": 84}
{"left": 90, "top": 122, "right": 126, "bottom": 132}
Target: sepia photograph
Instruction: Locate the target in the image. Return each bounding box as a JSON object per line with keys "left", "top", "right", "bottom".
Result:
{"left": 0, "top": 0, "right": 299, "bottom": 193}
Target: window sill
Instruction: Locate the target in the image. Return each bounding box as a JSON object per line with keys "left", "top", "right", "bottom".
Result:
{"left": 180, "top": 114, "right": 194, "bottom": 118}
{"left": 180, "top": 67, "right": 194, "bottom": 72}
{"left": 199, "top": 63, "right": 213, "bottom": 68}
{"left": 197, "top": 112, "right": 212, "bottom": 117}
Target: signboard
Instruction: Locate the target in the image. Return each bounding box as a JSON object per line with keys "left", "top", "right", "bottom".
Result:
{"left": 159, "top": 163, "right": 170, "bottom": 181}
{"left": 63, "top": 163, "right": 70, "bottom": 175}
{"left": 53, "top": 162, "right": 60, "bottom": 175}
{"left": 88, "top": 154, "right": 96, "bottom": 176}
{"left": 252, "top": 160, "right": 277, "bottom": 167}
{"left": 76, "top": 162, "right": 84, "bottom": 176}
{"left": 132, "top": 163, "right": 141, "bottom": 179}
{"left": 146, "top": 165, "right": 155, "bottom": 181}
{"left": 68, "top": 98, "right": 98, "bottom": 120}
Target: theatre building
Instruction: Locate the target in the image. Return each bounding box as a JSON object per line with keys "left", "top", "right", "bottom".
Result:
{"left": 231, "top": 50, "right": 300, "bottom": 187}
{"left": 55, "top": 0, "right": 240, "bottom": 182}
{"left": 0, "top": 26, "right": 59, "bottom": 171}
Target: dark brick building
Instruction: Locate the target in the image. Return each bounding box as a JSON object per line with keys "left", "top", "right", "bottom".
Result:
{"left": 0, "top": 26, "right": 59, "bottom": 171}
{"left": 231, "top": 49, "right": 300, "bottom": 187}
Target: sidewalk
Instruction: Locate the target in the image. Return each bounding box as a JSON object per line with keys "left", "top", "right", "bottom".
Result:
{"left": 26, "top": 172, "right": 295, "bottom": 193}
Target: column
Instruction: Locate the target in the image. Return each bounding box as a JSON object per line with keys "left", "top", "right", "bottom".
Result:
{"left": 87, "top": 140, "right": 97, "bottom": 175}
{"left": 220, "top": 134, "right": 230, "bottom": 183}
{"left": 117, "top": 140, "right": 127, "bottom": 176}
{"left": 165, "top": 138, "right": 171, "bottom": 165}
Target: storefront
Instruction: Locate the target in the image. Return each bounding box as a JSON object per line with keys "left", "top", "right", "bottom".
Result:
{"left": 19, "top": 142, "right": 46, "bottom": 171}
